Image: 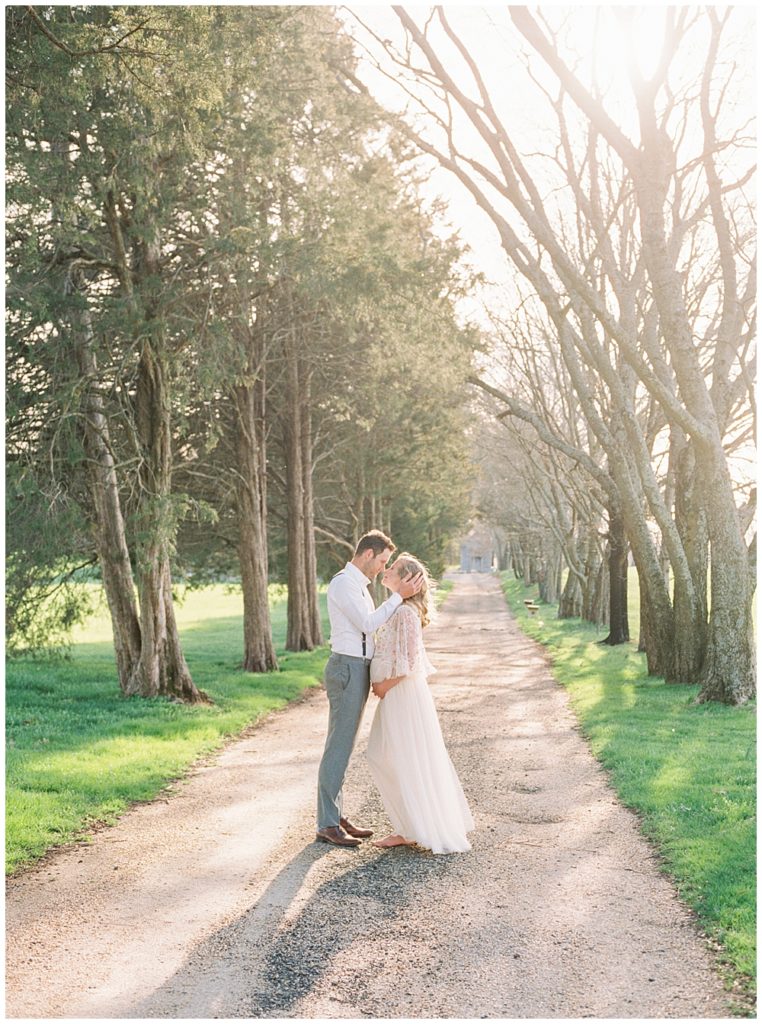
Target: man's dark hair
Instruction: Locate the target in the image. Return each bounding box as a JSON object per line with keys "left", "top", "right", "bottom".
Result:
{"left": 354, "top": 529, "right": 394, "bottom": 558}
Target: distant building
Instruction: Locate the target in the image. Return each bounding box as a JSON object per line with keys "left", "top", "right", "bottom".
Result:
{"left": 459, "top": 524, "right": 495, "bottom": 572}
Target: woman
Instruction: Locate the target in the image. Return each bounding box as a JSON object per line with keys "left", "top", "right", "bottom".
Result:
{"left": 366, "top": 553, "right": 474, "bottom": 854}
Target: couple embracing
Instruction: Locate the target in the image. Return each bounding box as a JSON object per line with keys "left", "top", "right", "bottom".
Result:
{"left": 316, "top": 530, "right": 474, "bottom": 854}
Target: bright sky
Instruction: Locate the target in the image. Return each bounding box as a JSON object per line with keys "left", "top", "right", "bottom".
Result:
{"left": 339, "top": 5, "right": 756, "bottom": 327}
{"left": 339, "top": 5, "right": 536, "bottom": 321}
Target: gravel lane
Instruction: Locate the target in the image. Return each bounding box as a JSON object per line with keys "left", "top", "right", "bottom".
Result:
{"left": 6, "top": 574, "right": 736, "bottom": 1018}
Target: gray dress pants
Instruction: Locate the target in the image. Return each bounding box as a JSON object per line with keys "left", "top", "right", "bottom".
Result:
{"left": 317, "top": 652, "right": 371, "bottom": 829}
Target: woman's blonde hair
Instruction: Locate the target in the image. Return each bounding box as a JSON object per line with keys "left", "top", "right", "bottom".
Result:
{"left": 393, "top": 552, "right": 436, "bottom": 627}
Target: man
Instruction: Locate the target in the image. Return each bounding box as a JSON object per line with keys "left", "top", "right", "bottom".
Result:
{"left": 316, "top": 529, "right": 423, "bottom": 847}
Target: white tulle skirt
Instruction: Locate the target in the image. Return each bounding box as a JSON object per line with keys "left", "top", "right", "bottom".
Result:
{"left": 366, "top": 670, "right": 474, "bottom": 854}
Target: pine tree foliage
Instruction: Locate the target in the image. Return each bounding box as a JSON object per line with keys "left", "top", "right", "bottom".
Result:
{"left": 6, "top": 7, "right": 476, "bottom": 677}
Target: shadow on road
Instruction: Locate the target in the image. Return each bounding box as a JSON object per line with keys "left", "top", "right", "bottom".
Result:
{"left": 126, "top": 834, "right": 458, "bottom": 1019}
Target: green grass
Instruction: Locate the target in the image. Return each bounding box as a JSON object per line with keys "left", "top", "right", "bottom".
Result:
{"left": 6, "top": 584, "right": 330, "bottom": 875}
{"left": 435, "top": 578, "right": 454, "bottom": 606}
{"left": 500, "top": 573, "right": 756, "bottom": 1004}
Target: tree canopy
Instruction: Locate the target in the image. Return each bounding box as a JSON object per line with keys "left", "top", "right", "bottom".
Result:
{"left": 6, "top": 5, "right": 476, "bottom": 688}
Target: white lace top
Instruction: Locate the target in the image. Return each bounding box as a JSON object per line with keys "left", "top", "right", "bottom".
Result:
{"left": 370, "top": 603, "right": 436, "bottom": 683}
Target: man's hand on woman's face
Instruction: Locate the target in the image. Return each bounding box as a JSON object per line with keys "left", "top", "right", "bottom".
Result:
{"left": 398, "top": 572, "right": 424, "bottom": 599}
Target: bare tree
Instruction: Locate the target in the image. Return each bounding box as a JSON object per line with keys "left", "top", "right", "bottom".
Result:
{"left": 345, "top": 7, "right": 755, "bottom": 703}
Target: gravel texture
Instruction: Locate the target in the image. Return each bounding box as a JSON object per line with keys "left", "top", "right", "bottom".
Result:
{"left": 5, "top": 573, "right": 737, "bottom": 1018}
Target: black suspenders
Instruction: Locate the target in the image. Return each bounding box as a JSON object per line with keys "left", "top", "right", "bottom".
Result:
{"left": 331, "top": 570, "right": 368, "bottom": 657}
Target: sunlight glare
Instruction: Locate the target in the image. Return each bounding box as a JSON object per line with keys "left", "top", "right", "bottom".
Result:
{"left": 586, "top": 7, "right": 669, "bottom": 92}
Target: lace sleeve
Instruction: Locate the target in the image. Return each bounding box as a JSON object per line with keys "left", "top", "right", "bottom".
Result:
{"left": 388, "top": 605, "right": 424, "bottom": 678}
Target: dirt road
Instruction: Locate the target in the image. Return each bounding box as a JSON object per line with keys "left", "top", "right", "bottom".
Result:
{"left": 6, "top": 574, "right": 734, "bottom": 1018}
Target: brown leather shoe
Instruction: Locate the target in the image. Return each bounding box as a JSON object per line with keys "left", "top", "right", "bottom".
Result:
{"left": 340, "top": 816, "right": 374, "bottom": 839}
{"left": 315, "top": 826, "right": 360, "bottom": 848}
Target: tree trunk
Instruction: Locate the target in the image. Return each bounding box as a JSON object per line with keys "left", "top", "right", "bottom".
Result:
{"left": 495, "top": 533, "right": 510, "bottom": 572}
{"left": 126, "top": 340, "right": 208, "bottom": 702}
{"left": 607, "top": 455, "right": 677, "bottom": 679}
{"left": 636, "top": 144, "right": 754, "bottom": 704}
{"left": 522, "top": 539, "right": 538, "bottom": 584}
{"left": 69, "top": 276, "right": 142, "bottom": 691}
{"left": 580, "top": 531, "right": 602, "bottom": 623}
{"left": 669, "top": 436, "right": 708, "bottom": 682}
{"left": 284, "top": 329, "right": 315, "bottom": 651}
{"left": 536, "top": 559, "right": 548, "bottom": 602}
{"left": 234, "top": 372, "right": 278, "bottom": 673}
{"left": 558, "top": 568, "right": 582, "bottom": 618}
{"left": 127, "top": 554, "right": 204, "bottom": 701}
{"left": 589, "top": 557, "right": 609, "bottom": 627}
{"left": 56, "top": 142, "right": 141, "bottom": 692}
{"left": 696, "top": 449, "right": 756, "bottom": 703}
{"left": 600, "top": 497, "right": 629, "bottom": 645}
{"left": 510, "top": 538, "right": 524, "bottom": 579}
{"left": 538, "top": 547, "right": 560, "bottom": 604}
{"left": 301, "top": 374, "right": 323, "bottom": 646}
{"left": 634, "top": 555, "right": 668, "bottom": 677}
{"left": 100, "top": 188, "right": 205, "bottom": 702}
{"left": 554, "top": 553, "right": 564, "bottom": 604}
{"left": 353, "top": 463, "right": 366, "bottom": 547}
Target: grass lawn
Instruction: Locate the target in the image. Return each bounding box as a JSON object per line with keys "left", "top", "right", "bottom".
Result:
{"left": 500, "top": 573, "right": 756, "bottom": 1004}
{"left": 6, "top": 584, "right": 330, "bottom": 875}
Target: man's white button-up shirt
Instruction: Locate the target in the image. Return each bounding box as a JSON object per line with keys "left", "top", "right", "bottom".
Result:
{"left": 327, "top": 561, "right": 402, "bottom": 658}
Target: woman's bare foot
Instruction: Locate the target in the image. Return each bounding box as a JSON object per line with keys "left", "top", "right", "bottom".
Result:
{"left": 372, "top": 834, "right": 415, "bottom": 848}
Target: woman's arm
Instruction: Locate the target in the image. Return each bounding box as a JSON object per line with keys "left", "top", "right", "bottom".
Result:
{"left": 372, "top": 606, "right": 424, "bottom": 698}
{"left": 371, "top": 675, "right": 404, "bottom": 699}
